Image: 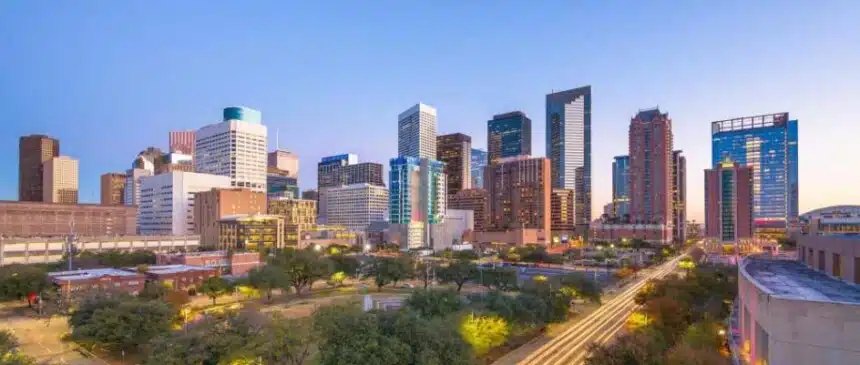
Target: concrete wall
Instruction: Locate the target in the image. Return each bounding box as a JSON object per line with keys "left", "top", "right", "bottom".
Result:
{"left": 0, "top": 236, "right": 199, "bottom": 266}
{"left": 797, "top": 235, "right": 860, "bottom": 284}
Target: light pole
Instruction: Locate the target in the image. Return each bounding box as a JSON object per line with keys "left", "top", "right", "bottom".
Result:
{"left": 67, "top": 220, "right": 76, "bottom": 270}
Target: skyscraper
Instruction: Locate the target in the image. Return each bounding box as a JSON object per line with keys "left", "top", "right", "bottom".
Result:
{"left": 711, "top": 112, "right": 799, "bottom": 236}
{"left": 546, "top": 86, "right": 591, "bottom": 226}
{"left": 43, "top": 156, "right": 79, "bottom": 204}
{"left": 705, "top": 158, "right": 753, "bottom": 242}
{"left": 169, "top": 130, "right": 196, "bottom": 155}
{"left": 487, "top": 111, "right": 531, "bottom": 164}
{"left": 124, "top": 168, "right": 152, "bottom": 207}
{"left": 389, "top": 157, "right": 446, "bottom": 249}
{"left": 267, "top": 150, "right": 299, "bottom": 179}
{"left": 437, "top": 133, "right": 472, "bottom": 196}
{"left": 267, "top": 168, "right": 299, "bottom": 200}
{"left": 100, "top": 172, "right": 127, "bottom": 205}
{"left": 471, "top": 148, "right": 487, "bottom": 188}
{"left": 317, "top": 154, "right": 385, "bottom": 222}
{"left": 672, "top": 150, "right": 687, "bottom": 242}
{"left": 18, "top": 134, "right": 59, "bottom": 202}
{"left": 611, "top": 155, "right": 630, "bottom": 218}
{"left": 448, "top": 189, "right": 489, "bottom": 232}
{"left": 398, "top": 103, "right": 437, "bottom": 160}
{"left": 629, "top": 108, "right": 673, "bottom": 225}
{"left": 551, "top": 189, "right": 576, "bottom": 239}
{"left": 324, "top": 183, "right": 389, "bottom": 232}
{"left": 485, "top": 156, "right": 551, "bottom": 232}
{"left": 195, "top": 107, "right": 268, "bottom": 193}
{"left": 139, "top": 172, "right": 231, "bottom": 235}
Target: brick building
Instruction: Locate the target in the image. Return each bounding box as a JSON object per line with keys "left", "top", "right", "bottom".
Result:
{"left": 19, "top": 134, "right": 60, "bottom": 202}
{"left": 48, "top": 268, "right": 146, "bottom": 295}
{"left": 485, "top": 156, "right": 551, "bottom": 232}
{"left": 193, "top": 188, "right": 266, "bottom": 247}
{"left": 140, "top": 265, "right": 218, "bottom": 291}
{"left": 0, "top": 200, "right": 137, "bottom": 238}
{"left": 448, "top": 189, "right": 489, "bottom": 232}
{"left": 629, "top": 108, "right": 673, "bottom": 224}
{"left": 100, "top": 172, "right": 126, "bottom": 205}
{"left": 156, "top": 251, "right": 262, "bottom": 276}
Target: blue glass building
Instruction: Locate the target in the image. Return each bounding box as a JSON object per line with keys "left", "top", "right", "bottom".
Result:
{"left": 389, "top": 157, "right": 446, "bottom": 249}
{"left": 487, "top": 111, "right": 531, "bottom": 164}
{"left": 612, "top": 155, "right": 630, "bottom": 218}
{"left": 471, "top": 148, "right": 487, "bottom": 189}
{"left": 546, "top": 86, "right": 592, "bottom": 225}
{"left": 267, "top": 173, "right": 299, "bottom": 199}
{"left": 711, "top": 112, "right": 799, "bottom": 235}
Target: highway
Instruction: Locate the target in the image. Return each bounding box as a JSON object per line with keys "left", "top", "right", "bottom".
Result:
{"left": 517, "top": 254, "right": 686, "bottom": 365}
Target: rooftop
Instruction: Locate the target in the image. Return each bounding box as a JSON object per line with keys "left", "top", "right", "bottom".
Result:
{"left": 48, "top": 268, "right": 142, "bottom": 282}
{"left": 742, "top": 256, "right": 860, "bottom": 305}
{"left": 142, "top": 265, "right": 216, "bottom": 275}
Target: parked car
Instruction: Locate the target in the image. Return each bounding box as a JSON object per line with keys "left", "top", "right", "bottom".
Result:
{"left": 400, "top": 283, "right": 415, "bottom": 289}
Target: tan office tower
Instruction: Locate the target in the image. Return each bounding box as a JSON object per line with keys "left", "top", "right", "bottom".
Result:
{"left": 19, "top": 135, "right": 60, "bottom": 201}
{"left": 551, "top": 189, "right": 576, "bottom": 234}
{"left": 43, "top": 156, "right": 79, "bottom": 204}
{"left": 436, "top": 133, "right": 472, "bottom": 196}
{"left": 193, "top": 188, "right": 266, "bottom": 247}
{"left": 485, "top": 156, "right": 551, "bottom": 231}
{"left": 448, "top": 189, "right": 489, "bottom": 232}
{"left": 100, "top": 172, "right": 127, "bottom": 205}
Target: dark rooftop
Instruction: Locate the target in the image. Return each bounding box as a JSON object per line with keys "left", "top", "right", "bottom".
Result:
{"left": 743, "top": 257, "right": 860, "bottom": 305}
{"left": 634, "top": 108, "right": 667, "bottom": 122}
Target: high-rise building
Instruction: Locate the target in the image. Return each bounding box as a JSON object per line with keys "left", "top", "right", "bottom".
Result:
{"left": 389, "top": 157, "right": 446, "bottom": 249}
{"left": 487, "top": 111, "right": 532, "bottom": 164}
{"left": 100, "top": 172, "right": 127, "bottom": 205}
{"left": 124, "top": 168, "right": 152, "bottom": 207}
{"left": 448, "top": 189, "right": 489, "bottom": 232}
{"left": 324, "top": 183, "right": 389, "bottom": 232}
{"left": 471, "top": 148, "right": 487, "bottom": 188}
{"left": 169, "top": 130, "right": 196, "bottom": 155}
{"left": 193, "top": 188, "right": 266, "bottom": 247}
{"left": 672, "top": 150, "right": 687, "bottom": 243}
{"left": 267, "top": 199, "right": 317, "bottom": 226}
{"left": 138, "top": 172, "right": 231, "bottom": 235}
{"left": 301, "top": 189, "right": 318, "bottom": 201}
{"left": 629, "top": 108, "right": 673, "bottom": 224}
{"left": 267, "top": 167, "right": 299, "bottom": 200}
{"left": 195, "top": 107, "right": 267, "bottom": 193}
{"left": 398, "top": 103, "right": 437, "bottom": 160}
{"left": 437, "top": 133, "right": 472, "bottom": 196}
{"left": 133, "top": 147, "right": 167, "bottom": 174}
{"left": 711, "top": 112, "right": 799, "bottom": 236}
{"left": 317, "top": 154, "right": 385, "bottom": 222}
{"left": 267, "top": 150, "right": 299, "bottom": 179}
{"left": 551, "top": 189, "right": 577, "bottom": 239}
{"left": 155, "top": 152, "right": 193, "bottom": 174}
{"left": 485, "top": 156, "right": 551, "bottom": 231}
{"left": 705, "top": 158, "right": 754, "bottom": 242}
{"left": 42, "top": 156, "right": 79, "bottom": 204}
{"left": 612, "top": 155, "right": 630, "bottom": 218}
{"left": 18, "top": 134, "right": 59, "bottom": 202}
{"left": 546, "top": 86, "right": 591, "bottom": 226}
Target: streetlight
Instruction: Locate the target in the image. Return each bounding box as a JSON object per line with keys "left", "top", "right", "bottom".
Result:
{"left": 314, "top": 244, "right": 321, "bottom": 252}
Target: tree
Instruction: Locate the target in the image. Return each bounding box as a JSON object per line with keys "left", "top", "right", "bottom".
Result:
{"left": 269, "top": 248, "right": 332, "bottom": 296}
{"left": 666, "top": 343, "right": 727, "bottom": 365}
{"left": 330, "top": 255, "right": 361, "bottom": 277}
{"left": 70, "top": 296, "right": 174, "bottom": 353}
{"left": 0, "top": 329, "right": 36, "bottom": 365}
{"left": 247, "top": 266, "right": 290, "bottom": 301}
{"left": 585, "top": 326, "right": 667, "bottom": 365}
{"left": 643, "top": 296, "right": 689, "bottom": 342}
{"left": 459, "top": 313, "right": 509, "bottom": 356}
{"left": 451, "top": 250, "right": 479, "bottom": 261}
{"left": 377, "top": 310, "right": 474, "bottom": 365}
{"left": 368, "top": 257, "right": 413, "bottom": 291}
{"left": 199, "top": 276, "right": 231, "bottom": 305}
{"left": 0, "top": 264, "right": 48, "bottom": 305}
{"left": 404, "top": 289, "right": 463, "bottom": 318}
{"left": 559, "top": 273, "right": 602, "bottom": 303}
{"left": 138, "top": 281, "right": 169, "bottom": 300}
{"left": 437, "top": 260, "right": 476, "bottom": 293}
{"left": 145, "top": 311, "right": 263, "bottom": 365}
{"left": 327, "top": 271, "right": 347, "bottom": 287}
{"left": 163, "top": 290, "right": 190, "bottom": 309}
{"left": 414, "top": 261, "right": 436, "bottom": 289}
{"left": 313, "top": 305, "right": 410, "bottom": 365}
{"left": 480, "top": 267, "right": 518, "bottom": 291}
{"left": 229, "top": 315, "right": 315, "bottom": 365}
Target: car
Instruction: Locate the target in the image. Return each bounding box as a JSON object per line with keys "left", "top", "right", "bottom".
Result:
{"left": 400, "top": 283, "right": 415, "bottom": 289}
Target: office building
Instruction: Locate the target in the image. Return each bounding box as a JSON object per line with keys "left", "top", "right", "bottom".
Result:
{"left": 317, "top": 154, "right": 385, "bottom": 222}
{"left": 267, "top": 167, "right": 299, "bottom": 200}
{"left": 268, "top": 199, "right": 317, "bottom": 226}
{"left": 217, "top": 214, "right": 284, "bottom": 251}
{"left": 471, "top": 148, "right": 487, "bottom": 188}
{"left": 437, "top": 133, "right": 472, "bottom": 195}
{"left": 629, "top": 108, "right": 673, "bottom": 224}
{"left": 389, "top": 157, "right": 446, "bottom": 249}
{"left": 155, "top": 152, "right": 193, "bottom": 174}
{"left": 712, "top": 112, "right": 798, "bottom": 236}
{"left": 612, "top": 155, "right": 630, "bottom": 218}
{"left": 169, "top": 130, "right": 196, "bottom": 155}
{"left": 398, "top": 103, "right": 437, "bottom": 160}
{"left": 195, "top": 107, "right": 267, "bottom": 193}
{"left": 590, "top": 222, "right": 673, "bottom": 245}
{"left": 100, "top": 172, "right": 126, "bottom": 205}
{"left": 323, "top": 183, "right": 389, "bottom": 232}
{"left": 546, "top": 86, "right": 591, "bottom": 226}
{"left": 138, "top": 171, "right": 231, "bottom": 236}
{"left": 123, "top": 168, "right": 152, "bottom": 207}
{"left": 193, "top": 188, "right": 266, "bottom": 247}
{"left": 267, "top": 149, "right": 299, "bottom": 178}
{"left": 485, "top": 156, "right": 551, "bottom": 232}
{"left": 18, "top": 134, "right": 60, "bottom": 202}
{"left": 1, "top": 235, "right": 198, "bottom": 266}
{"left": 705, "top": 158, "right": 754, "bottom": 242}
{"left": 672, "top": 150, "right": 687, "bottom": 243}
{"left": 133, "top": 147, "right": 167, "bottom": 174}
{"left": 448, "top": 188, "right": 489, "bottom": 232}
{"left": 430, "top": 209, "right": 474, "bottom": 251}
{"left": 551, "top": 189, "right": 576, "bottom": 241}
{"left": 487, "top": 111, "right": 531, "bottom": 164}
{"left": 0, "top": 200, "right": 137, "bottom": 238}
{"left": 43, "top": 156, "right": 79, "bottom": 204}
{"left": 301, "top": 189, "right": 318, "bottom": 201}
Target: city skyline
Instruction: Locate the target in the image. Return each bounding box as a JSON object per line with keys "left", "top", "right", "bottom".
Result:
{"left": 3, "top": 2, "right": 860, "bottom": 222}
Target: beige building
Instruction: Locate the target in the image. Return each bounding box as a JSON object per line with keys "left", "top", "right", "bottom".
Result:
{"left": 193, "top": 188, "right": 266, "bottom": 248}
{"left": 267, "top": 150, "right": 299, "bottom": 178}
{"left": 217, "top": 214, "right": 284, "bottom": 251}
{"left": 268, "top": 199, "right": 317, "bottom": 225}
{"left": 43, "top": 156, "right": 79, "bottom": 204}
{"left": 0, "top": 200, "right": 136, "bottom": 238}
{"left": 1, "top": 235, "right": 198, "bottom": 266}
{"left": 100, "top": 172, "right": 127, "bottom": 205}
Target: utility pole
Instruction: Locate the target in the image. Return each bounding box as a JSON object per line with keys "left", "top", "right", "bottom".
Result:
{"left": 67, "top": 220, "right": 76, "bottom": 270}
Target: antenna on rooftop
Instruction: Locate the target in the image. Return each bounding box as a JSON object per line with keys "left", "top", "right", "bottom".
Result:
{"left": 276, "top": 128, "right": 280, "bottom": 150}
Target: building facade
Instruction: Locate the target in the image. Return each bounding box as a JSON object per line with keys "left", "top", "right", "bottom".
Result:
{"left": 485, "top": 156, "right": 551, "bottom": 232}
{"left": 546, "top": 86, "right": 591, "bottom": 226}
{"left": 317, "top": 154, "right": 385, "bottom": 223}
{"left": 487, "top": 111, "right": 532, "bottom": 164}
{"left": 551, "top": 189, "right": 576, "bottom": 238}
{"left": 705, "top": 159, "right": 754, "bottom": 242}
{"left": 133, "top": 147, "right": 167, "bottom": 174}
{"left": 712, "top": 112, "right": 799, "bottom": 236}
{"left": 48, "top": 268, "right": 146, "bottom": 295}
{"left": 267, "top": 199, "right": 317, "bottom": 226}
{"left": 672, "top": 150, "right": 687, "bottom": 242}
{"left": 301, "top": 189, "right": 318, "bottom": 201}
{"left": 323, "top": 183, "right": 389, "bottom": 232}
{"left": 123, "top": 168, "right": 152, "bottom": 207}
{"left": 19, "top": 134, "right": 60, "bottom": 202}
{"left": 1, "top": 235, "right": 198, "bottom": 266}
{"left": 389, "top": 157, "right": 446, "bottom": 249}
{"left": 471, "top": 148, "right": 487, "bottom": 189}
{"left": 267, "top": 150, "right": 299, "bottom": 178}
{"left": 100, "top": 172, "right": 127, "bottom": 205}
{"left": 169, "top": 130, "right": 196, "bottom": 155}
{"left": 138, "top": 172, "right": 231, "bottom": 236}
{"left": 0, "top": 200, "right": 137, "bottom": 238}
{"left": 267, "top": 167, "right": 299, "bottom": 200}
{"left": 628, "top": 108, "right": 673, "bottom": 225}
{"left": 42, "top": 156, "right": 79, "bottom": 204}
{"left": 436, "top": 133, "right": 472, "bottom": 195}
{"left": 141, "top": 265, "right": 219, "bottom": 292}
{"left": 195, "top": 107, "right": 267, "bottom": 193}
{"left": 398, "top": 103, "right": 437, "bottom": 160}
{"left": 156, "top": 251, "right": 262, "bottom": 276}
{"left": 589, "top": 223, "right": 673, "bottom": 245}
{"left": 223, "top": 106, "right": 262, "bottom": 125}
{"left": 430, "top": 209, "right": 474, "bottom": 251}
{"left": 448, "top": 188, "right": 489, "bottom": 232}
{"left": 217, "top": 214, "right": 284, "bottom": 251}
{"left": 193, "top": 188, "right": 266, "bottom": 247}
{"left": 612, "top": 155, "right": 630, "bottom": 218}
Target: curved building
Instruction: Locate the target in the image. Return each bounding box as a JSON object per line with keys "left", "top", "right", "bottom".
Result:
{"left": 223, "top": 106, "right": 262, "bottom": 124}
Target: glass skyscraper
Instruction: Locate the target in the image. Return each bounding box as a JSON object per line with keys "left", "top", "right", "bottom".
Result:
{"left": 389, "top": 157, "right": 446, "bottom": 249}
{"left": 487, "top": 111, "right": 531, "bottom": 164}
{"left": 546, "top": 86, "right": 592, "bottom": 226}
{"left": 612, "top": 155, "right": 630, "bottom": 218}
{"left": 471, "top": 148, "right": 487, "bottom": 188}
{"left": 711, "top": 112, "right": 798, "bottom": 235}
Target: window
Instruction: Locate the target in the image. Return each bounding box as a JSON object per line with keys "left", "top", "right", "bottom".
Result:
{"left": 818, "top": 250, "right": 825, "bottom": 271}
{"left": 833, "top": 253, "right": 841, "bottom": 278}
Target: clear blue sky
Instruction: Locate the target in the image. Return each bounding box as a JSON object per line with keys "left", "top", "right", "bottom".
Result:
{"left": 2, "top": 1, "right": 859, "bottom": 222}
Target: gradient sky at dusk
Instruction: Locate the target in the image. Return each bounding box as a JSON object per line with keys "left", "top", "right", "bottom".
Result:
{"left": 2, "top": 1, "right": 859, "bottom": 222}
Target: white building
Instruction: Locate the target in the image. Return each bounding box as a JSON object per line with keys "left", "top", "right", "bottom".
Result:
{"left": 124, "top": 168, "right": 152, "bottom": 207}
{"left": 195, "top": 109, "right": 267, "bottom": 193}
{"left": 431, "top": 209, "right": 474, "bottom": 251}
{"left": 138, "top": 172, "right": 230, "bottom": 236}
{"left": 42, "top": 156, "right": 79, "bottom": 204}
{"left": 398, "top": 103, "right": 437, "bottom": 160}
{"left": 324, "top": 183, "right": 389, "bottom": 232}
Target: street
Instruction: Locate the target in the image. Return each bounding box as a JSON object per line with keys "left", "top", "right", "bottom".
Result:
{"left": 515, "top": 254, "right": 686, "bottom": 365}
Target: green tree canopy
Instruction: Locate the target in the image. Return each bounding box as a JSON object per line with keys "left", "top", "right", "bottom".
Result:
{"left": 404, "top": 289, "right": 464, "bottom": 318}
{"left": 247, "top": 265, "right": 290, "bottom": 301}
{"left": 199, "top": 276, "right": 232, "bottom": 305}
{"left": 313, "top": 305, "right": 410, "bottom": 365}
{"left": 479, "top": 267, "right": 518, "bottom": 291}
{"left": 437, "top": 260, "right": 477, "bottom": 293}
{"left": 269, "top": 248, "right": 332, "bottom": 295}
{"left": 0, "top": 264, "right": 48, "bottom": 304}
{"left": 69, "top": 296, "right": 174, "bottom": 353}
{"left": 368, "top": 256, "right": 413, "bottom": 291}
